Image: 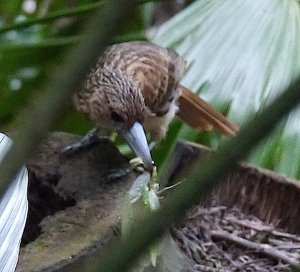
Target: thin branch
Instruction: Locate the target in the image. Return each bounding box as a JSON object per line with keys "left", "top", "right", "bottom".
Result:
{"left": 0, "top": 1, "right": 105, "bottom": 34}
{"left": 0, "top": 36, "right": 81, "bottom": 50}
{"left": 226, "top": 216, "right": 300, "bottom": 243}
{"left": 0, "top": 31, "right": 146, "bottom": 50}
{"left": 210, "top": 230, "right": 299, "bottom": 268}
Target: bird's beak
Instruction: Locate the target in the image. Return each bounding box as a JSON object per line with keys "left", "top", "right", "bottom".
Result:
{"left": 119, "top": 122, "right": 153, "bottom": 172}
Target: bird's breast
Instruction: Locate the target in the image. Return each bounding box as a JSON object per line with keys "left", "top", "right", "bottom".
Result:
{"left": 143, "top": 99, "right": 178, "bottom": 142}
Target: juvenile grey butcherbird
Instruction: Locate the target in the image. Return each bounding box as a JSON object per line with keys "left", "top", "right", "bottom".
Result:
{"left": 64, "top": 41, "right": 238, "bottom": 172}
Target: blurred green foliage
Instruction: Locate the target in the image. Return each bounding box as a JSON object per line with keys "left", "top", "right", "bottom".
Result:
{"left": 0, "top": 0, "right": 148, "bottom": 133}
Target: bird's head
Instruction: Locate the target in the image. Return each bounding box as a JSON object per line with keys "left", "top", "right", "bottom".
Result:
{"left": 90, "top": 69, "right": 153, "bottom": 171}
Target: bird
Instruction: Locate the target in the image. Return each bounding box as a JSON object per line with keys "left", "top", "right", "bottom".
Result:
{"left": 67, "top": 41, "right": 238, "bottom": 172}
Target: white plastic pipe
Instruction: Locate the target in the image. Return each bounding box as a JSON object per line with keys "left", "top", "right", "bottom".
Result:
{"left": 0, "top": 134, "right": 28, "bottom": 272}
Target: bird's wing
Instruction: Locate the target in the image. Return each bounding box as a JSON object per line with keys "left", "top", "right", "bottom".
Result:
{"left": 98, "top": 41, "right": 186, "bottom": 116}
{"left": 177, "top": 85, "right": 239, "bottom": 136}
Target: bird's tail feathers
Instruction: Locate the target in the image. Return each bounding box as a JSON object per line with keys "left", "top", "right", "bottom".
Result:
{"left": 177, "top": 85, "right": 239, "bottom": 136}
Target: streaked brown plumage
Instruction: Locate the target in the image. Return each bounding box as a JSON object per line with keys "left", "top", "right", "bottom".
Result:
{"left": 74, "top": 41, "right": 238, "bottom": 170}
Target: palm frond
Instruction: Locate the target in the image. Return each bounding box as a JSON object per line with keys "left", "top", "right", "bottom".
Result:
{"left": 153, "top": 0, "right": 300, "bottom": 179}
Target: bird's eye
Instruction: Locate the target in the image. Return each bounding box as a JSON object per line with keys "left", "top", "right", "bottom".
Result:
{"left": 111, "top": 111, "right": 124, "bottom": 122}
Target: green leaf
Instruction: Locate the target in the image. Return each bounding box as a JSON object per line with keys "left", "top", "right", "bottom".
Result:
{"left": 149, "top": 242, "right": 158, "bottom": 267}
{"left": 129, "top": 172, "right": 151, "bottom": 203}
{"left": 148, "top": 189, "right": 160, "bottom": 210}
